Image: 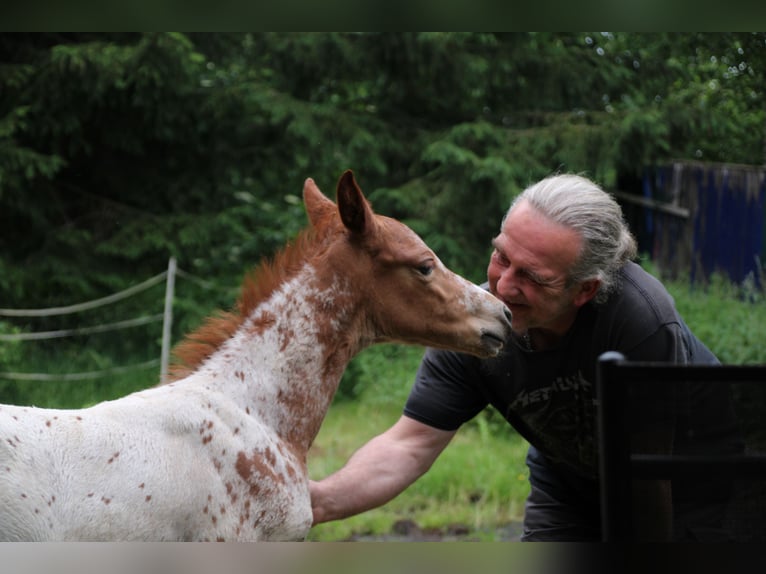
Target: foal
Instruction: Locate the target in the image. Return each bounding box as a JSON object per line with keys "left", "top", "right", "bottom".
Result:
{"left": 0, "top": 171, "right": 512, "bottom": 541}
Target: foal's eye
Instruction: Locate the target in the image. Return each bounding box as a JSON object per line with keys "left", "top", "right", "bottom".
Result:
{"left": 416, "top": 262, "right": 434, "bottom": 276}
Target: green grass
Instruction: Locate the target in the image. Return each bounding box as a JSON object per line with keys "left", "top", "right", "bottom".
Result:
{"left": 306, "top": 399, "right": 530, "bottom": 541}
{"left": 0, "top": 320, "right": 163, "bottom": 409}
{"left": 665, "top": 273, "right": 765, "bottom": 365}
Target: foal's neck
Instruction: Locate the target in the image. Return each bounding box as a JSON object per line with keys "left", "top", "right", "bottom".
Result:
{"left": 203, "top": 265, "right": 363, "bottom": 453}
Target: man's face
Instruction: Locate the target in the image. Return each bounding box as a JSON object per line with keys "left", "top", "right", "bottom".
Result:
{"left": 487, "top": 200, "right": 594, "bottom": 338}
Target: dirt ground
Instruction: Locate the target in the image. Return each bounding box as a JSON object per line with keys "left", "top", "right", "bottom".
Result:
{"left": 340, "top": 519, "right": 524, "bottom": 542}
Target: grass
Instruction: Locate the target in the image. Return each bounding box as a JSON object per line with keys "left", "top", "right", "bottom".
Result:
{"left": 0, "top": 322, "right": 163, "bottom": 409}
{"left": 664, "top": 273, "right": 765, "bottom": 365}
{"left": 306, "top": 398, "right": 530, "bottom": 541}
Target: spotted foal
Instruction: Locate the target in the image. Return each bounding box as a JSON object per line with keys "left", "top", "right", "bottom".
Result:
{"left": 0, "top": 171, "right": 512, "bottom": 541}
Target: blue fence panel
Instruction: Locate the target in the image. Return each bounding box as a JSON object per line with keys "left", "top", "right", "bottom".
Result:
{"left": 638, "top": 162, "right": 765, "bottom": 286}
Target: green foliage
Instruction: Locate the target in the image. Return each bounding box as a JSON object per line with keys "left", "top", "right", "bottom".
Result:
{"left": 2, "top": 31, "right": 765, "bottom": 406}
{"left": 603, "top": 32, "right": 766, "bottom": 174}
{"left": 668, "top": 273, "right": 764, "bottom": 365}
{"left": 336, "top": 344, "right": 424, "bottom": 403}
{"left": 0, "top": 321, "right": 22, "bottom": 365}
{"left": 2, "top": 32, "right": 765, "bottom": 304}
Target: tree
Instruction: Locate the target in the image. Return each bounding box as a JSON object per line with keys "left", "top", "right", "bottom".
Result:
{"left": 1, "top": 32, "right": 764, "bottom": 302}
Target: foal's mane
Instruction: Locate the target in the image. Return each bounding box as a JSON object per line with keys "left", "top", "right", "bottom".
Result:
{"left": 168, "top": 224, "right": 329, "bottom": 381}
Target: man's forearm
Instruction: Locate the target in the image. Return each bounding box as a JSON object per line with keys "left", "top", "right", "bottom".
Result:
{"left": 310, "top": 416, "right": 456, "bottom": 525}
{"left": 310, "top": 442, "right": 425, "bottom": 524}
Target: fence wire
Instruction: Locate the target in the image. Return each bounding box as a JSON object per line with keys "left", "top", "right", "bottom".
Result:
{"left": 0, "top": 271, "right": 168, "bottom": 317}
{"left": 0, "top": 260, "right": 182, "bottom": 383}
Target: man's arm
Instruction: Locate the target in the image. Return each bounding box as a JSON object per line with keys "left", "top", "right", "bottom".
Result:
{"left": 310, "top": 415, "right": 456, "bottom": 525}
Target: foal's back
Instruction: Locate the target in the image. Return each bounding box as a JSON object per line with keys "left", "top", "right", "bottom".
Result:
{"left": 0, "top": 379, "right": 310, "bottom": 541}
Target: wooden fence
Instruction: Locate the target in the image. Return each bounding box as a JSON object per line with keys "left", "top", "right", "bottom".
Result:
{"left": 615, "top": 161, "right": 765, "bottom": 285}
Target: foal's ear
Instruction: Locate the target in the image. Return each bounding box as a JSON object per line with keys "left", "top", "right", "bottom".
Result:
{"left": 303, "top": 177, "right": 337, "bottom": 227}
{"left": 336, "top": 170, "right": 374, "bottom": 236}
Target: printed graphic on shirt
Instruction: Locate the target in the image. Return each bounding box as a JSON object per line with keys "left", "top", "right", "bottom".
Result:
{"left": 507, "top": 370, "right": 598, "bottom": 477}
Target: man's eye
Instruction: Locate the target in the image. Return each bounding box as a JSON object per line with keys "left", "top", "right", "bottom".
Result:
{"left": 521, "top": 272, "right": 541, "bottom": 286}
{"left": 493, "top": 251, "right": 509, "bottom": 266}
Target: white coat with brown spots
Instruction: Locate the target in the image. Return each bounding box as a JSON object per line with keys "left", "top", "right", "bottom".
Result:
{"left": 0, "top": 171, "right": 512, "bottom": 541}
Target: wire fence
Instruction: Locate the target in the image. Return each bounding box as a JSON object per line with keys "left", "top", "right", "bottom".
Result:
{"left": 0, "top": 258, "right": 193, "bottom": 384}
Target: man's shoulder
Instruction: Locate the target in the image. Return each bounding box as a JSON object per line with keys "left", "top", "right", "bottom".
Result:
{"left": 612, "top": 261, "right": 677, "bottom": 317}
{"left": 419, "top": 345, "right": 481, "bottom": 376}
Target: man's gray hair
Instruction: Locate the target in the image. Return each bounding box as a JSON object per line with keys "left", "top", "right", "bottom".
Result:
{"left": 505, "top": 174, "right": 637, "bottom": 303}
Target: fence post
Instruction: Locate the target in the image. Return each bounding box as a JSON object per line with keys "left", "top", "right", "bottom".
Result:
{"left": 160, "top": 257, "right": 177, "bottom": 383}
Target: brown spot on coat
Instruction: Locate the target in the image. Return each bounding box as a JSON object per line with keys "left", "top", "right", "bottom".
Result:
{"left": 235, "top": 449, "right": 285, "bottom": 498}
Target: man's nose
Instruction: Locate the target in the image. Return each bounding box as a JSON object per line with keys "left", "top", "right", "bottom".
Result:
{"left": 496, "top": 268, "right": 520, "bottom": 296}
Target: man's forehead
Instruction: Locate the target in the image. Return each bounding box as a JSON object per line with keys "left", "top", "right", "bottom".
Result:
{"left": 495, "top": 206, "right": 581, "bottom": 270}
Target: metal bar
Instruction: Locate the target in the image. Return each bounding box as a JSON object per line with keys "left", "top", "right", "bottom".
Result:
{"left": 602, "top": 363, "right": 766, "bottom": 384}
{"left": 597, "top": 351, "right": 634, "bottom": 542}
{"left": 631, "top": 454, "right": 766, "bottom": 479}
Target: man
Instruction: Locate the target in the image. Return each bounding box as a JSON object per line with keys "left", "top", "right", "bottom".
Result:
{"left": 310, "top": 174, "right": 742, "bottom": 541}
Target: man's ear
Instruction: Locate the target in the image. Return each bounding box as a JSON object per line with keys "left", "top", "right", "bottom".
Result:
{"left": 573, "top": 279, "right": 601, "bottom": 307}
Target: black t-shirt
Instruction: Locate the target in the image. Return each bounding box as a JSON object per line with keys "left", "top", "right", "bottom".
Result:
{"left": 404, "top": 261, "right": 742, "bottom": 479}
